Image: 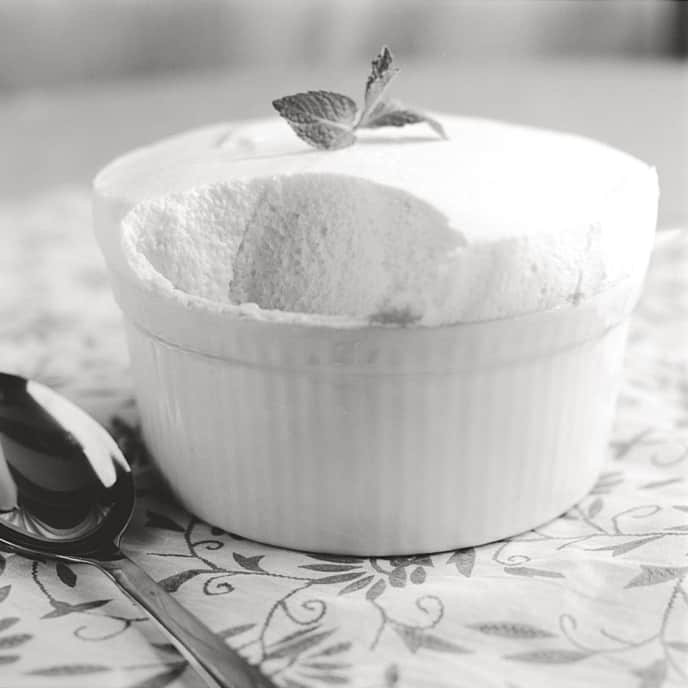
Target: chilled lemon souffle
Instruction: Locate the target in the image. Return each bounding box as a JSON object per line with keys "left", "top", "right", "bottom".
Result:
{"left": 94, "top": 115, "right": 658, "bottom": 326}
{"left": 93, "top": 114, "right": 659, "bottom": 554}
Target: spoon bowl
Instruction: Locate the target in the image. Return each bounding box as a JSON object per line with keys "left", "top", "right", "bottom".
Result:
{"left": 0, "top": 373, "right": 133, "bottom": 558}
{"left": 0, "top": 372, "right": 273, "bottom": 688}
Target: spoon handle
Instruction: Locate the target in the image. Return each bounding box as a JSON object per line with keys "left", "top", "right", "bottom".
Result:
{"left": 99, "top": 552, "right": 275, "bottom": 688}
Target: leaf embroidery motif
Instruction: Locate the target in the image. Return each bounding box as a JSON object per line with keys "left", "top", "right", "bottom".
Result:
{"left": 590, "top": 535, "right": 664, "bottom": 557}
{"left": 384, "top": 663, "right": 400, "bottom": 687}
{"left": 389, "top": 567, "right": 407, "bottom": 588}
{"left": 56, "top": 562, "right": 77, "bottom": 588}
{"left": 0, "top": 633, "right": 31, "bottom": 649}
{"left": 504, "top": 649, "right": 591, "bottom": 663}
{"left": 0, "top": 617, "right": 19, "bottom": 633}
{"left": 303, "top": 661, "right": 350, "bottom": 670}
{"left": 667, "top": 641, "right": 688, "bottom": 652}
{"left": 366, "top": 579, "right": 386, "bottom": 601}
{"left": 467, "top": 622, "right": 556, "bottom": 639}
{"left": 272, "top": 626, "right": 320, "bottom": 647}
{"left": 300, "top": 674, "right": 348, "bottom": 685}
{"left": 233, "top": 553, "right": 265, "bottom": 572}
{"left": 26, "top": 664, "right": 111, "bottom": 676}
{"left": 300, "top": 564, "right": 361, "bottom": 573}
{"left": 587, "top": 497, "right": 604, "bottom": 519}
{"left": 264, "top": 629, "right": 336, "bottom": 661}
{"left": 306, "top": 554, "right": 363, "bottom": 564}
{"left": 447, "top": 548, "right": 475, "bottom": 577}
{"left": 314, "top": 572, "right": 364, "bottom": 585}
{"left": 625, "top": 565, "right": 688, "bottom": 588}
{"left": 41, "top": 599, "right": 111, "bottom": 619}
{"left": 504, "top": 567, "right": 564, "bottom": 579}
{"left": 389, "top": 556, "right": 432, "bottom": 568}
{"left": 419, "top": 634, "right": 471, "bottom": 654}
{"left": 396, "top": 627, "right": 421, "bottom": 653}
{"left": 219, "top": 623, "right": 255, "bottom": 639}
{"left": 283, "top": 679, "right": 311, "bottom": 688}
{"left": 395, "top": 627, "right": 470, "bottom": 654}
{"left": 124, "top": 661, "right": 187, "bottom": 688}
{"left": 311, "top": 641, "right": 352, "bottom": 657}
{"left": 632, "top": 659, "right": 667, "bottom": 688}
{"left": 157, "top": 569, "right": 206, "bottom": 593}
{"left": 338, "top": 574, "right": 375, "bottom": 596}
{"left": 151, "top": 643, "right": 181, "bottom": 655}
{"left": 410, "top": 566, "right": 426, "bottom": 584}
{"left": 641, "top": 477, "right": 683, "bottom": 490}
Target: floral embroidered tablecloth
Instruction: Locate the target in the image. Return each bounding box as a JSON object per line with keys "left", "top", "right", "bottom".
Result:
{"left": 1, "top": 188, "right": 687, "bottom": 688}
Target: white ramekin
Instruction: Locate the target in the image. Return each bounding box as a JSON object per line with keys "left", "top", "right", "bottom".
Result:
{"left": 107, "top": 268, "right": 643, "bottom": 555}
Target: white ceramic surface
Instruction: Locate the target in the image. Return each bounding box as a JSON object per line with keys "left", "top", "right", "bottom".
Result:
{"left": 110, "top": 272, "right": 642, "bottom": 555}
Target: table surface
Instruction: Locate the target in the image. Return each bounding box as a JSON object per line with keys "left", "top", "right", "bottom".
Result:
{"left": 1, "top": 60, "right": 687, "bottom": 688}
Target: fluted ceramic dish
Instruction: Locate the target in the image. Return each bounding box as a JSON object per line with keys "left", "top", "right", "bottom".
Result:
{"left": 103, "top": 262, "right": 644, "bottom": 555}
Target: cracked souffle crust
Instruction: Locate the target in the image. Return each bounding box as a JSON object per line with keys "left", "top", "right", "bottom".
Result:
{"left": 96, "top": 114, "right": 659, "bottom": 327}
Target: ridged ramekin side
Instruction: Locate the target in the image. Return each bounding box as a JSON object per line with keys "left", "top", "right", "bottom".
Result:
{"left": 123, "top": 311, "right": 629, "bottom": 555}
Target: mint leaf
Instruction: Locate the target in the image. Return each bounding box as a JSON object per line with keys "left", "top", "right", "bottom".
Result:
{"left": 359, "top": 99, "right": 447, "bottom": 139}
{"left": 272, "top": 91, "right": 357, "bottom": 150}
{"left": 360, "top": 45, "right": 399, "bottom": 126}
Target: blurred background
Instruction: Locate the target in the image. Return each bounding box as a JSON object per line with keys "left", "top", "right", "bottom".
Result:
{"left": 0, "top": 0, "right": 685, "bottom": 89}
{"left": 0, "top": 0, "right": 686, "bottom": 226}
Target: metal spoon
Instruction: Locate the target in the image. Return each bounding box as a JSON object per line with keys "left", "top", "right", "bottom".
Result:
{"left": 0, "top": 372, "right": 274, "bottom": 688}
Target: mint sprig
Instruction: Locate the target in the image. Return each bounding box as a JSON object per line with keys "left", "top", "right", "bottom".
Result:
{"left": 272, "top": 46, "right": 447, "bottom": 150}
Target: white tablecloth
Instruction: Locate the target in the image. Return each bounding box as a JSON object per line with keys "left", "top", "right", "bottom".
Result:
{"left": 1, "top": 188, "right": 687, "bottom": 687}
